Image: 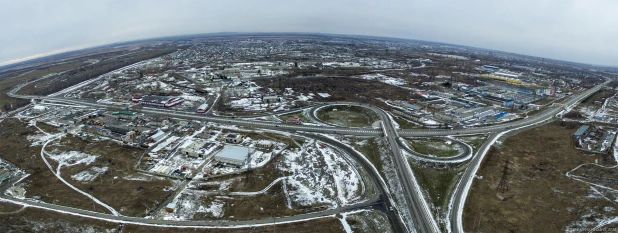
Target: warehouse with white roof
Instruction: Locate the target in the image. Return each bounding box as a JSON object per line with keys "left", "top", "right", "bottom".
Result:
{"left": 214, "top": 145, "right": 254, "bottom": 166}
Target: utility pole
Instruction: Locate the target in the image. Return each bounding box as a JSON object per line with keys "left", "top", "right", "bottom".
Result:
{"left": 497, "top": 159, "right": 510, "bottom": 192}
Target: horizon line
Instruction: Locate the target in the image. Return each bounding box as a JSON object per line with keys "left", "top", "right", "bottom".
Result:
{"left": 0, "top": 31, "right": 614, "bottom": 70}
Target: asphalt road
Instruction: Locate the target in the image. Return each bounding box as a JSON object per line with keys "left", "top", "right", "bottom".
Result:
{"left": 6, "top": 70, "right": 609, "bottom": 233}
{"left": 0, "top": 193, "right": 379, "bottom": 228}
{"left": 378, "top": 108, "right": 440, "bottom": 233}
{"left": 447, "top": 80, "right": 608, "bottom": 233}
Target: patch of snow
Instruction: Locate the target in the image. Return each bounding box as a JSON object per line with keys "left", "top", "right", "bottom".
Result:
{"left": 197, "top": 200, "right": 225, "bottom": 218}
{"left": 48, "top": 151, "right": 98, "bottom": 167}
{"left": 71, "top": 166, "right": 108, "bottom": 182}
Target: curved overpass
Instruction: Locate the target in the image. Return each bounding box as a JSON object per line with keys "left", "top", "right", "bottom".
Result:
{"left": 7, "top": 67, "right": 610, "bottom": 233}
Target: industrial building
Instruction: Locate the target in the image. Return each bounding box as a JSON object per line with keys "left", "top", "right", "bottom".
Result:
{"left": 392, "top": 106, "right": 422, "bottom": 122}
{"left": 255, "top": 140, "right": 274, "bottom": 150}
{"left": 573, "top": 125, "right": 617, "bottom": 154}
{"left": 480, "top": 65, "right": 500, "bottom": 72}
{"left": 214, "top": 145, "right": 253, "bottom": 166}
{"left": 196, "top": 103, "right": 209, "bottom": 113}
{"left": 134, "top": 95, "right": 184, "bottom": 108}
{"left": 112, "top": 110, "right": 137, "bottom": 120}
{"left": 262, "top": 96, "right": 281, "bottom": 103}
{"left": 451, "top": 106, "right": 497, "bottom": 123}
{"left": 32, "top": 105, "right": 49, "bottom": 113}
{"left": 573, "top": 125, "right": 590, "bottom": 141}
{"left": 220, "top": 133, "right": 243, "bottom": 144}
{"left": 180, "top": 140, "right": 218, "bottom": 158}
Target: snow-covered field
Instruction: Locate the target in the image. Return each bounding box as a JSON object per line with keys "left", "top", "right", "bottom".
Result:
{"left": 71, "top": 166, "right": 108, "bottom": 182}
{"left": 156, "top": 134, "right": 366, "bottom": 221}
{"left": 27, "top": 133, "right": 65, "bottom": 147}
{"left": 359, "top": 74, "right": 406, "bottom": 86}
{"left": 48, "top": 151, "right": 98, "bottom": 167}
{"left": 281, "top": 139, "right": 362, "bottom": 207}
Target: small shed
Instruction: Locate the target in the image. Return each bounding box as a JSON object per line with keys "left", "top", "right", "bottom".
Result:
{"left": 165, "top": 202, "right": 176, "bottom": 212}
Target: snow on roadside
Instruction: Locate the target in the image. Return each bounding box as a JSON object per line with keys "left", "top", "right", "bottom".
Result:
{"left": 339, "top": 212, "right": 353, "bottom": 233}
{"left": 27, "top": 133, "right": 64, "bottom": 147}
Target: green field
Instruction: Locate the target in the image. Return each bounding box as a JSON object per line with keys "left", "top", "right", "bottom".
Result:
{"left": 318, "top": 109, "right": 373, "bottom": 127}
{"left": 410, "top": 161, "right": 466, "bottom": 232}
{"left": 455, "top": 135, "right": 488, "bottom": 152}
{"left": 407, "top": 138, "right": 462, "bottom": 157}
{"left": 351, "top": 137, "right": 385, "bottom": 179}
{"left": 395, "top": 117, "right": 423, "bottom": 129}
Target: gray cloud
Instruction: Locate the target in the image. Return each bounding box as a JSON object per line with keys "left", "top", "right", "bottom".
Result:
{"left": 1, "top": 0, "right": 617, "bottom": 66}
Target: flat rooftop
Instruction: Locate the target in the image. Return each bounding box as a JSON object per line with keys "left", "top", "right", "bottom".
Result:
{"left": 216, "top": 145, "right": 254, "bottom": 161}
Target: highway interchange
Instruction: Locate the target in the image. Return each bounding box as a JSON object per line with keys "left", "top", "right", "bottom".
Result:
{"left": 3, "top": 64, "right": 610, "bottom": 232}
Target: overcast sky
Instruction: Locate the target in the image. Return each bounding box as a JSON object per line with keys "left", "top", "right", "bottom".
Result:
{"left": 1, "top": 0, "right": 617, "bottom": 66}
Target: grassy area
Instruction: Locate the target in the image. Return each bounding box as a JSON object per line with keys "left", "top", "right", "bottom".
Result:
{"left": 0, "top": 207, "right": 119, "bottom": 232}
{"left": 568, "top": 164, "right": 618, "bottom": 189}
{"left": 395, "top": 117, "right": 423, "bottom": 129}
{"left": 352, "top": 137, "right": 385, "bottom": 178}
{"left": 318, "top": 109, "right": 372, "bottom": 127}
{"left": 456, "top": 135, "right": 488, "bottom": 152}
{"left": 0, "top": 202, "right": 23, "bottom": 212}
{"left": 582, "top": 89, "right": 612, "bottom": 106}
{"left": 347, "top": 209, "right": 395, "bottom": 233}
{"left": 262, "top": 132, "right": 302, "bottom": 149}
{"left": 463, "top": 122, "right": 616, "bottom": 232}
{"left": 0, "top": 61, "right": 86, "bottom": 111}
{"left": 406, "top": 138, "right": 461, "bottom": 157}
{"left": 194, "top": 183, "right": 303, "bottom": 220}
{"left": 410, "top": 161, "right": 466, "bottom": 232}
